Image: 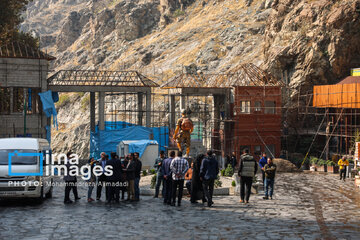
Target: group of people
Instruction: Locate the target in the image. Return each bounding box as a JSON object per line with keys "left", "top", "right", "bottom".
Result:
{"left": 64, "top": 148, "right": 277, "bottom": 206}
{"left": 64, "top": 151, "right": 142, "bottom": 204}
{"left": 154, "top": 150, "right": 219, "bottom": 207}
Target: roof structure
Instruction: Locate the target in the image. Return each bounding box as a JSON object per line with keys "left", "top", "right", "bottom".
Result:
{"left": 47, "top": 70, "right": 159, "bottom": 92}
{"left": 0, "top": 41, "right": 56, "bottom": 60}
{"left": 336, "top": 76, "right": 360, "bottom": 85}
{"left": 160, "top": 63, "right": 283, "bottom": 89}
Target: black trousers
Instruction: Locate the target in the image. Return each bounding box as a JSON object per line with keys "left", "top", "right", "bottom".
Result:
{"left": 163, "top": 177, "right": 173, "bottom": 204}
{"left": 261, "top": 170, "right": 265, "bottom": 184}
{"left": 106, "top": 182, "right": 120, "bottom": 202}
{"left": 172, "top": 179, "right": 184, "bottom": 204}
{"left": 240, "top": 176, "right": 253, "bottom": 202}
{"left": 202, "top": 179, "right": 215, "bottom": 204}
{"left": 340, "top": 168, "right": 346, "bottom": 180}
{"left": 64, "top": 180, "right": 78, "bottom": 202}
{"left": 97, "top": 175, "right": 108, "bottom": 200}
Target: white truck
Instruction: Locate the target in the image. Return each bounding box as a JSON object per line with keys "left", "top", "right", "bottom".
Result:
{"left": 0, "top": 138, "right": 53, "bottom": 200}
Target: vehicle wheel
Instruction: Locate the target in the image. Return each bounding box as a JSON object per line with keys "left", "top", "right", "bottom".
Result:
{"left": 37, "top": 186, "right": 44, "bottom": 203}
{"left": 45, "top": 185, "right": 53, "bottom": 198}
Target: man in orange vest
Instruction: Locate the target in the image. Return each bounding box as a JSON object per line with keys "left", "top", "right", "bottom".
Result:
{"left": 173, "top": 109, "right": 194, "bottom": 157}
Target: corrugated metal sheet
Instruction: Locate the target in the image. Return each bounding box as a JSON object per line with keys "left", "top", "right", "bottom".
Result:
{"left": 313, "top": 83, "right": 360, "bottom": 108}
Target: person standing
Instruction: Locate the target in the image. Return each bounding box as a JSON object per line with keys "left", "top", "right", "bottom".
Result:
{"left": 259, "top": 152, "right": 267, "bottom": 184}
{"left": 124, "top": 153, "right": 136, "bottom": 201}
{"left": 231, "top": 151, "right": 237, "bottom": 169}
{"left": 200, "top": 150, "right": 219, "bottom": 207}
{"left": 106, "top": 152, "right": 123, "bottom": 203}
{"left": 238, "top": 149, "right": 257, "bottom": 204}
{"left": 190, "top": 154, "right": 206, "bottom": 204}
{"left": 153, "top": 151, "right": 165, "bottom": 198}
{"left": 134, "top": 152, "right": 142, "bottom": 201}
{"left": 263, "top": 157, "right": 277, "bottom": 200}
{"left": 185, "top": 162, "right": 193, "bottom": 196}
{"left": 64, "top": 151, "right": 80, "bottom": 204}
{"left": 162, "top": 151, "right": 175, "bottom": 205}
{"left": 170, "top": 151, "right": 189, "bottom": 206}
{"left": 96, "top": 152, "right": 108, "bottom": 201}
{"left": 338, "top": 156, "right": 349, "bottom": 181}
{"left": 87, "top": 157, "right": 97, "bottom": 202}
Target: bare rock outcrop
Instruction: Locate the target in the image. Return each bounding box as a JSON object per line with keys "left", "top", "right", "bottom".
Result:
{"left": 264, "top": 0, "right": 360, "bottom": 92}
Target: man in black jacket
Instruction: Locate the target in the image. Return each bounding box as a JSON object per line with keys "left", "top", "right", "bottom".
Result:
{"left": 106, "top": 152, "right": 122, "bottom": 203}
{"left": 238, "top": 149, "right": 257, "bottom": 204}
{"left": 134, "top": 152, "right": 142, "bottom": 201}
{"left": 200, "top": 150, "right": 219, "bottom": 207}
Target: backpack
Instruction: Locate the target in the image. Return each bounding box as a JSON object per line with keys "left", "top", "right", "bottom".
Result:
{"left": 181, "top": 118, "right": 193, "bottom": 131}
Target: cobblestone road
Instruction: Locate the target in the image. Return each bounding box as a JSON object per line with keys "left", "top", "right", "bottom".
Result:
{"left": 1, "top": 173, "right": 360, "bottom": 240}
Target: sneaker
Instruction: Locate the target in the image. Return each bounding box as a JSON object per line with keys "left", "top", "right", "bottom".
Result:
{"left": 239, "top": 199, "right": 244, "bottom": 203}
{"left": 87, "top": 198, "right": 95, "bottom": 202}
{"left": 270, "top": 196, "right": 273, "bottom": 200}
{"left": 75, "top": 197, "right": 81, "bottom": 201}
{"left": 263, "top": 196, "right": 269, "bottom": 200}
{"left": 64, "top": 200, "right": 73, "bottom": 204}
{"left": 245, "top": 201, "right": 249, "bottom": 204}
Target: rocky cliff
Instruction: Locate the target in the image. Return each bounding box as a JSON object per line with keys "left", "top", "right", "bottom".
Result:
{"left": 20, "top": 0, "right": 360, "bottom": 157}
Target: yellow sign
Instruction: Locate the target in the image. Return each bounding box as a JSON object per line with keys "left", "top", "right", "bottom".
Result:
{"left": 351, "top": 68, "right": 360, "bottom": 76}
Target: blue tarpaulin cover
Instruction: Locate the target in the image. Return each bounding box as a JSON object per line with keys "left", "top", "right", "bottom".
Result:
{"left": 38, "top": 90, "right": 58, "bottom": 128}
{"left": 90, "top": 121, "right": 168, "bottom": 159}
{"left": 128, "top": 140, "right": 158, "bottom": 158}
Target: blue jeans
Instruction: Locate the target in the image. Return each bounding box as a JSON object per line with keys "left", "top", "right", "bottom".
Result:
{"left": 134, "top": 177, "right": 140, "bottom": 200}
{"left": 155, "top": 174, "right": 164, "bottom": 197}
{"left": 264, "top": 178, "right": 274, "bottom": 197}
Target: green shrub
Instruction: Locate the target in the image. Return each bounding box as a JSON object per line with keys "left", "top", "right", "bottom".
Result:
{"left": 224, "top": 164, "right": 234, "bottom": 177}
{"left": 214, "top": 175, "right": 222, "bottom": 188}
{"left": 173, "top": 9, "right": 185, "bottom": 18}
{"left": 310, "top": 156, "right": 319, "bottom": 165}
{"left": 76, "top": 92, "right": 85, "bottom": 98}
{"left": 150, "top": 174, "right": 157, "bottom": 189}
{"left": 56, "top": 94, "right": 70, "bottom": 108}
{"left": 231, "top": 180, "right": 236, "bottom": 187}
{"left": 150, "top": 169, "right": 156, "bottom": 175}
{"left": 81, "top": 94, "right": 90, "bottom": 111}
{"left": 326, "top": 160, "right": 335, "bottom": 166}
{"left": 220, "top": 169, "right": 225, "bottom": 176}
{"left": 142, "top": 170, "right": 147, "bottom": 176}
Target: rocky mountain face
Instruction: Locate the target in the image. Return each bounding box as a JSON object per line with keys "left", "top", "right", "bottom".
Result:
{"left": 264, "top": 0, "right": 360, "bottom": 92}
{"left": 21, "top": 0, "right": 360, "bottom": 157}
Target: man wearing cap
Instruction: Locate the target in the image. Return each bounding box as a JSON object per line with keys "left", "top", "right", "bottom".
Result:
{"left": 173, "top": 109, "right": 194, "bottom": 157}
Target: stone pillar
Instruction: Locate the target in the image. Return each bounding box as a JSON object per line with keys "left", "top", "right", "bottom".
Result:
{"left": 98, "top": 92, "right": 105, "bottom": 131}
{"left": 146, "top": 90, "right": 151, "bottom": 127}
{"left": 90, "top": 92, "right": 95, "bottom": 132}
{"left": 169, "top": 95, "right": 176, "bottom": 129}
{"left": 137, "top": 92, "right": 143, "bottom": 125}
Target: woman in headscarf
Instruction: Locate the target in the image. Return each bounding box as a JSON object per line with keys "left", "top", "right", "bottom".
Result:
{"left": 190, "top": 154, "right": 206, "bottom": 204}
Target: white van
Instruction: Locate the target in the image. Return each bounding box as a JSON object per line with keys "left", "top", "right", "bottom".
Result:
{"left": 0, "top": 138, "right": 53, "bottom": 200}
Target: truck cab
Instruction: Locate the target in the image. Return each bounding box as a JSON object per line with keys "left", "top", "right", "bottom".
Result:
{"left": 0, "top": 138, "right": 53, "bottom": 200}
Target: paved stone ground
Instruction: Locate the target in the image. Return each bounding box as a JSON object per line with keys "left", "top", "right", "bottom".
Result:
{"left": 1, "top": 173, "right": 360, "bottom": 240}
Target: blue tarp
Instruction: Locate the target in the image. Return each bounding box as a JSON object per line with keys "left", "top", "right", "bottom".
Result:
{"left": 128, "top": 140, "right": 158, "bottom": 158}
{"left": 38, "top": 90, "right": 58, "bottom": 128}
{"left": 90, "top": 121, "right": 169, "bottom": 159}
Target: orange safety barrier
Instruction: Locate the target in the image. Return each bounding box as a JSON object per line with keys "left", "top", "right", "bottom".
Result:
{"left": 313, "top": 83, "right": 360, "bottom": 108}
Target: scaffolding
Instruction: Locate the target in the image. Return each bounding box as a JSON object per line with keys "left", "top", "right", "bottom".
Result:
{"left": 296, "top": 77, "right": 360, "bottom": 159}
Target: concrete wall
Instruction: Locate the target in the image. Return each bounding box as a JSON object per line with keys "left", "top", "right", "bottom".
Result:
{"left": 0, "top": 58, "right": 49, "bottom": 138}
